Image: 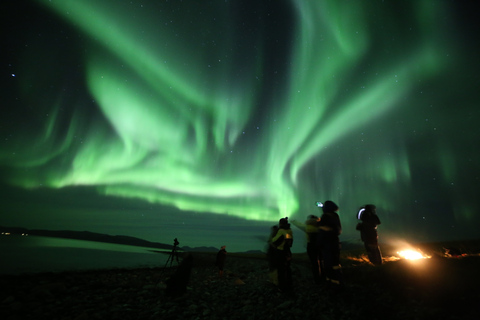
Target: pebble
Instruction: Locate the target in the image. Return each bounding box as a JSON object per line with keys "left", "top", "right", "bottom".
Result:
{"left": 1, "top": 252, "right": 478, "bottom": 319}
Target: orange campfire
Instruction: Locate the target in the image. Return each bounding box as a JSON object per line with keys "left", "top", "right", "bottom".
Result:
{"left": 397, "top": 249, "right": 431, "bottom": 260}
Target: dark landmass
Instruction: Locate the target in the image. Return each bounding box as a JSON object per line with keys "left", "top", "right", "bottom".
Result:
{"left": 0, "top": 225, "right": 255, "bottom": 253}
{"left": 244, "top": 249, "right": 264, "bottom": 254}
{"left": 180, "top": 246, "right": 218, "bottom": 253}
{"left": 0, "top": 225, "right": 175, "bottom": 251}
{"left": 1, "top": 240, "right": 479, "bottom": 319}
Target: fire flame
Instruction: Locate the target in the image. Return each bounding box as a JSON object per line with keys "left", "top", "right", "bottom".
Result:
{"left": 397, "top": 249, "right": 430, "bottom": 260}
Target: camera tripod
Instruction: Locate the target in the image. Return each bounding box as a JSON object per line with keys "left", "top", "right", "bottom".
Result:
{"left": 164, "top": 238, "right": 180, "bottom": 268}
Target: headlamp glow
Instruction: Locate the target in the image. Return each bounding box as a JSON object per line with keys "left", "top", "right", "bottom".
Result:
{"left": 357, "top": 208, "right": 365, "bottom": 220}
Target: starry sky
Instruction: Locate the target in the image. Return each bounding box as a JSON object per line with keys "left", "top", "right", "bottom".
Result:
{"left": 1, "top": 0, "right": 479, "bottom": 252}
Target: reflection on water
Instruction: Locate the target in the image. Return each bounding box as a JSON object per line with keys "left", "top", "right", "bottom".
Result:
{"left": 0, "top": 235, "right": 170, "bottom": 275}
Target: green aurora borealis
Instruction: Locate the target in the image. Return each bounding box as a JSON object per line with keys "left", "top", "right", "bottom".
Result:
{"left": 1, "top": 0, "right": 479, "bottom": 251}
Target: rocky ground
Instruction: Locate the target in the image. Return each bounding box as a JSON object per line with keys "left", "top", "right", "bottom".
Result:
{"left": 1, "top": 243, "right": 480, "bottom": 320}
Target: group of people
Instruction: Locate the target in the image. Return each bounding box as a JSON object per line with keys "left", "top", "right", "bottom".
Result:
{"left": 268, "top": 200, "right": 382, "bottom": 293}
{"left": 214, "top": 200, "right": 382, "bottom": 293}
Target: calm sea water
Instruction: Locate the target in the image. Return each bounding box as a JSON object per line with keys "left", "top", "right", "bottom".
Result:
{"left": 0, "top": 235, "right": 173, "bottom": 275}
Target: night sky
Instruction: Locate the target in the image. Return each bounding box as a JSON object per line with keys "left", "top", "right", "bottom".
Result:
{"left": 2, "top": 0, "right": 479, "bottom": 252}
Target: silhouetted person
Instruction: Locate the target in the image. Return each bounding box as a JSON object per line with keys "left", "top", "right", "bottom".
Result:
{"left": 306, "top": 214, "right": 324, "bottom": 284}
{"left": 215, "top": 245, "right": 227, "bottom": 277}
{"left": 292, "top": 214, "right": 323, "bottom": 284}
{"left": 356, "top": 204, "right": 383, "bottom": 265}
{"left": 317, "top": 200, "right": 343, "bottom": 288}
{"left": 267, "top": 225, "right": 280, "bottom": 285}
{"left": 271, "top": 217, "right": 294, "bottom": 293}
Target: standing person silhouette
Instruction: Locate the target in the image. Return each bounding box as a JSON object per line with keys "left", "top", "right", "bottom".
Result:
{"left": 356, "top": 204, "right": 383, "bottom": 265}
{"left": 267, "top": 225, "right": 280, "bottom": 285}
{"left": 215, "top": 245, "right": 227, "bottom": 277}
{"left": 305, "top": 214, "right": 323, "bottom": 284}
{"left": 317, "top": 200, "right": 343, "bottom": 289}
{"left": 271, "top": 217, "right": 294, "bottom": 293}
{"left": 291, "top": 214, "right": 323, "bottom": 284}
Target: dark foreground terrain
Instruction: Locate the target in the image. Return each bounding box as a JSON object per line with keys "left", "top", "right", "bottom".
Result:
{"left": 1, "top": 240, "right": 479, "bottom": 320}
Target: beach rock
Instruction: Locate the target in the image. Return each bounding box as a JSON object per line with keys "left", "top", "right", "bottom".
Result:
{"left": 2, "top": 296, "right": 15, "bottom": 304}
{"left": 1, "top": 252, "right": 480, "bottom": 320}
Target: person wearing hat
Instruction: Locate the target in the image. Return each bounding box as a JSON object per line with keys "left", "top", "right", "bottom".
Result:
{"left": 317, "top": 200, "right": 343, "bottom": 288}
{"left": 271, "top": 217, "right": 294, "bottom": 293}
{"left": 266, "top": 225, "right": 280, "bottom": 285}
{"left": 356, "top": 204, "right": 383, "bottom": 265}
{"left": 291, "top": 214, "right": 323, "bottom": 284}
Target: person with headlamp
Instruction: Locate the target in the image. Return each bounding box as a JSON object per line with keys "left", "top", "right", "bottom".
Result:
{"left": 356, "top": 204, "right": 383, "bottom": 265}
{"left": 317, "top": 200, "right": 343, "bottom": 289}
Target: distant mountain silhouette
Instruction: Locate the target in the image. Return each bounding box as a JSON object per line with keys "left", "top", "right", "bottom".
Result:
{"left": 0, "top": 226, "right": 174, "bottom": 250}
{"left": 0, "top": 226, "right": 260, "bottom": 253}
{"left": 181, "top": 246, "right": 219, "bottom": 253}
{"left": 244, "top": 249, "right": 265, "bottom": 254}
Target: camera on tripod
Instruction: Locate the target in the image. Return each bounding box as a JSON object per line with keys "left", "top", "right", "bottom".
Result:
{"left": 165, "top": 238, "right": 180, "bottom": 268}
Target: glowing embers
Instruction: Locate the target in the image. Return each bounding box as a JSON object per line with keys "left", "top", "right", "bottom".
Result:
{"left": 397, "top": 249, "right": 431, "bottom": 260}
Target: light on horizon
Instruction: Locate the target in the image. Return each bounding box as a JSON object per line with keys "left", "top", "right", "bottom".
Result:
{"left": 397, "top": 249, "right": 431, "bottom": 260}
